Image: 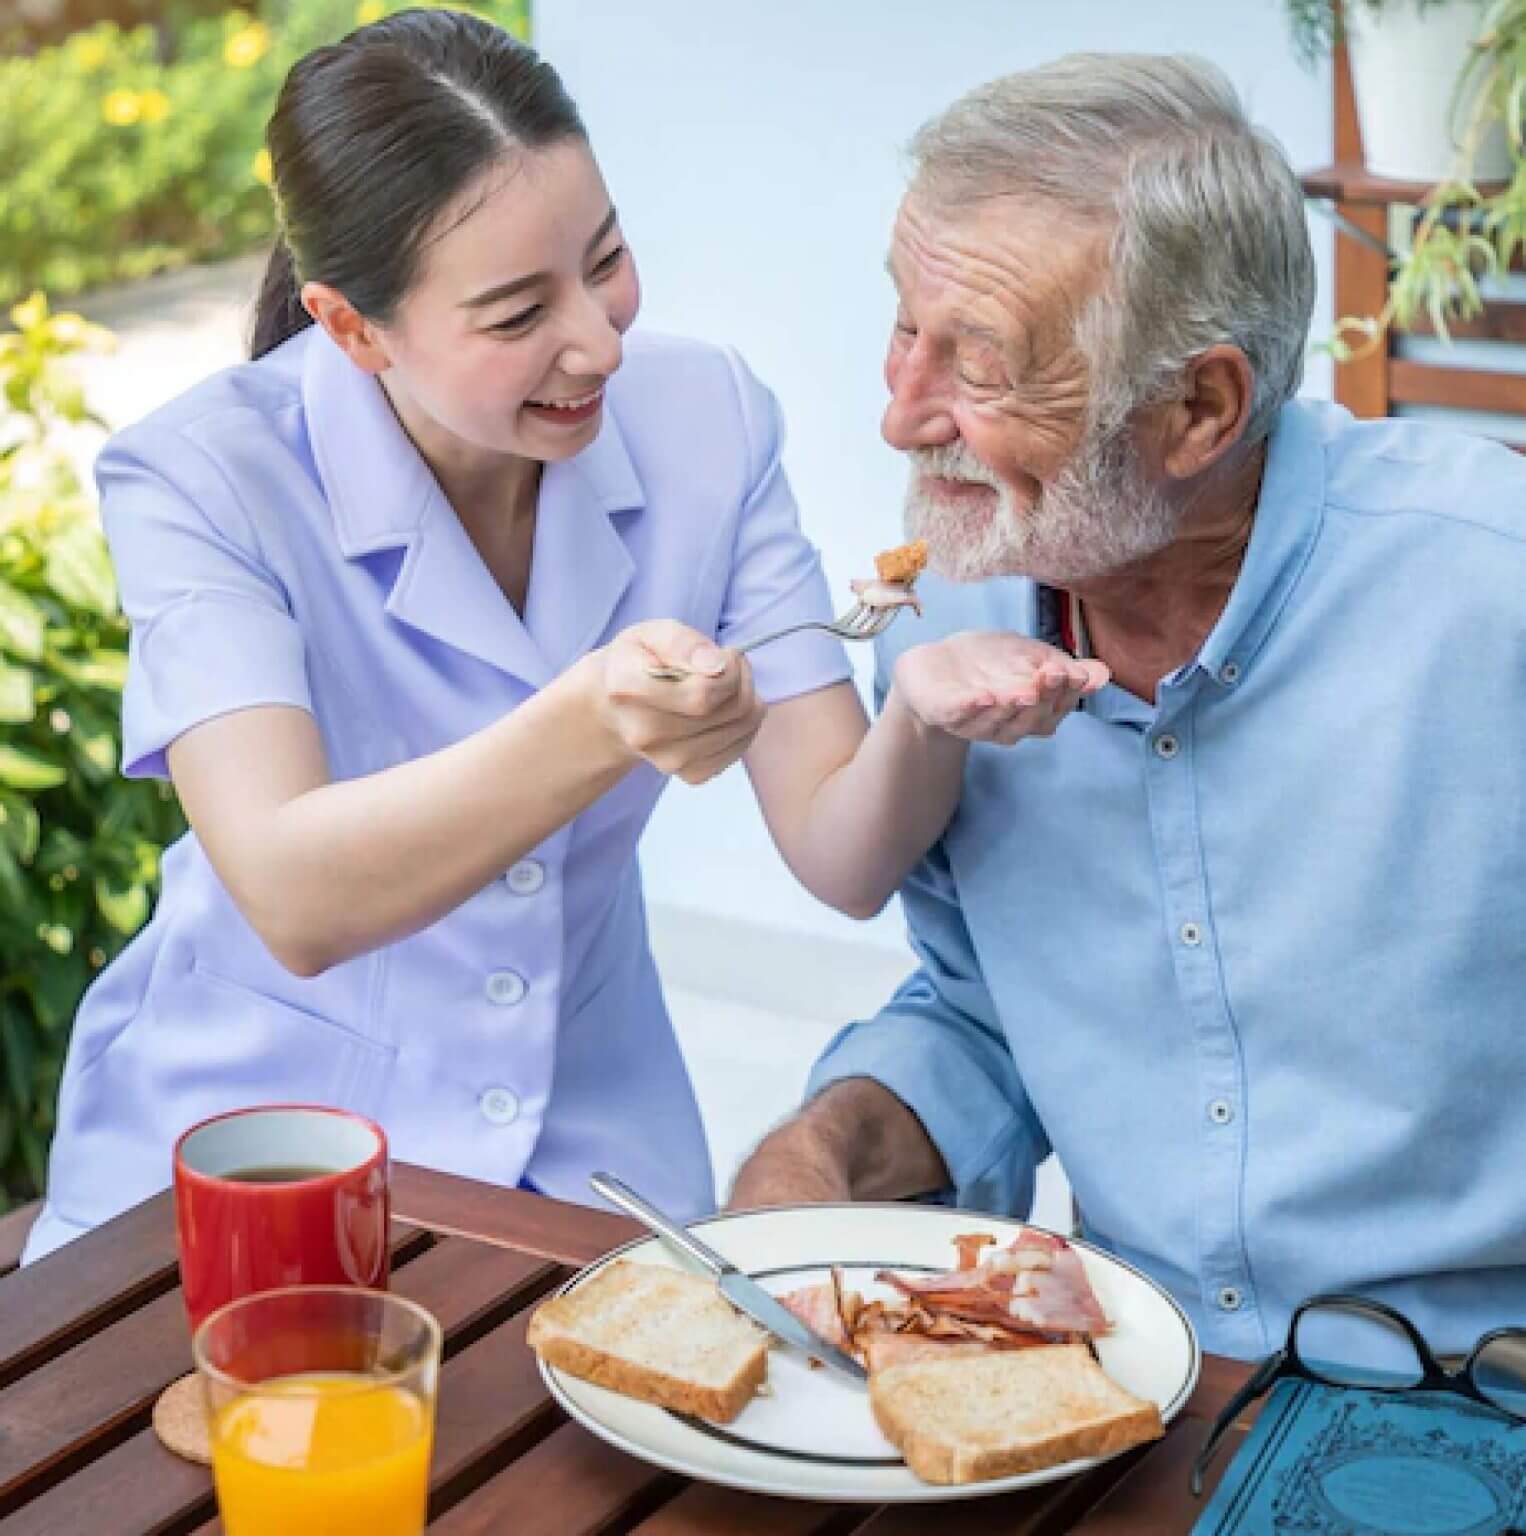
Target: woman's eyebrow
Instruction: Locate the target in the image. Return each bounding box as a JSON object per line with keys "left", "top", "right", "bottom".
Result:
{"left": 461, "top": 207, "right": 619, "bottom": 310}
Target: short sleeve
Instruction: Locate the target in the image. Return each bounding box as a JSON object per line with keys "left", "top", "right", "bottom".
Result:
{"left": 716, "top": 351, "right": 852, "bottom": 704}
{"left": 97, "top": 425, "right": 312, "bottom": 780}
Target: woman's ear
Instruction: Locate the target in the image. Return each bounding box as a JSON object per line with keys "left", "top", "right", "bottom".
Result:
{"left": 301, "top": 282, "right": 392, "bottom": 374}
{"left": 1158, "top": 345, "right": 1254, "bottom": 480}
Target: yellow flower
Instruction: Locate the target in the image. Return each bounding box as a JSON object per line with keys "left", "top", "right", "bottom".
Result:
{"left": 252, "top": 147, "right": 274, "bottom": 186}
{"left": 101, "top": 88, "right": 142, "bottom": 126}
{"left": 224, "top": 22, "right": 272, "bottom": 69}
{"left": 10, "top": 293, "right": 48, "bottom": 332}
{"left": 356, "top": 0, "right": 385, "bottom": 22}
{"left": 74, "top": 34, "right": 109, "bottom": 72}
{"left": 138, "top": 88, "right": 170, "bottom": 124}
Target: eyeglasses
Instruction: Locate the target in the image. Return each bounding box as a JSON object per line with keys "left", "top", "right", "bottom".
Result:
{"left": 1192, "top": 1293, "right": 1526, "bottom": 1497}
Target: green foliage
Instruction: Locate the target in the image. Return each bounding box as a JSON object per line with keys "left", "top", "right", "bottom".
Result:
{"left": 0, "top": 293, "right": 186, "bottom": 1212}
{"left": 1284, "top": 0, "right": 1460, "bottom": 66}
{"left": 0, "top": 0, "right": 534, "bottom": 307}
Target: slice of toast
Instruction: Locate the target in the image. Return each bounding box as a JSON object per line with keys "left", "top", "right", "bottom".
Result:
{"left": 528, "top": 1260, "right": 768, "bottom": 1423}
{"left": 869, "top": 1342, "right": 1163, "bottom": 1485}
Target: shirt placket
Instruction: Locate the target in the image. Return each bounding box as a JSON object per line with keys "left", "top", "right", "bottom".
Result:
{"left": 1143, "top": 678, "right": 1264, "bottom": 1358}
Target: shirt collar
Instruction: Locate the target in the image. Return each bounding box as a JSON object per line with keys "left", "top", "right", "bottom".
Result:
{"left": 301, "top": 325, "right": 644, "bottom": 683}
{"left": 1192, "top": 399, "right": 1326, "bottom": 685}
{"left": 302, "top": 326, "right": 645, "bottom": 554}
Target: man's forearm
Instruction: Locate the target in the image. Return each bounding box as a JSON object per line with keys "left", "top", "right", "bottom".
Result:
{"left": 730, "top": 1077, "right": 951, "bottom": 1209}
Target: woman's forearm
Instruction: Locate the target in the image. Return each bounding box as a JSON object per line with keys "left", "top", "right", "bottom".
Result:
{"left": 748, "top": 681, "right": 966, "bottom": 921}
{"left": 181, "top": 655, "right": 635, "bottom": 975}
{"left": 791, "top": 687, "right": 966, "bottom": 916}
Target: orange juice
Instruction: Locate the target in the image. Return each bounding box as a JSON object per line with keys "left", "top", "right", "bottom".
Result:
{"left": 212, "top": 1373, "right": 432, "bottom": 1536}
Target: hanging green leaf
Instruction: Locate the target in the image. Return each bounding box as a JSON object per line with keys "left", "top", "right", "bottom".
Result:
{"left": 47, "top": 648, "right": 129, "bottom": 691}
{"left": 43, "top": 520, "right": 118, "bottom": 617}
{"left": 0, "top": 1004, "right": 35, "bottom": 1114}
{"left": 0, "top": 577, "right": 46, "bottom": 661}
{"left": 0, "top": 661, "right": 36, "bottom": 723}
{"left": 0, "top": 745, "right": 67, "bottom": 791}
{"left": 0, "top": 791, "right": 41, "bottom": 863}
{"left": 95, "top": 876, "right": 149, "bottom": 935}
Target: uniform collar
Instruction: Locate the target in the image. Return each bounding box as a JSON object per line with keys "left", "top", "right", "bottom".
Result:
{"left": 302, "top": 326, "right": 642, "bottom": 685}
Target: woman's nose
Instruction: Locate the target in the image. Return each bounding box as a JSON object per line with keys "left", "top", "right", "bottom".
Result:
{"left": 563, "top": 294, "right": 624, "bottom": 380}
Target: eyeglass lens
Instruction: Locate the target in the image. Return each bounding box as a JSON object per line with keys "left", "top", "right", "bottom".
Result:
{"left": 1294, "top": 1301, "right": 1425, "bottom": 1389}
{"left": 1473, "top": 1333, "right": 1526, "bottom": 1416}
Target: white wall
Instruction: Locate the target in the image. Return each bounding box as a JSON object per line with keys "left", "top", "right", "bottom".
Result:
{"left": 536, "top": 0, "right": 1335, "bottom": 956}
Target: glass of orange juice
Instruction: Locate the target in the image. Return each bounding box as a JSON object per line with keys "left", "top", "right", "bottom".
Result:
{"left": 193, "top": 1285, "right": 441, "bottom": 1536}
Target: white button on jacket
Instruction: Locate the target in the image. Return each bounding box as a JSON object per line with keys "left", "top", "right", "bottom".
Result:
{"left": 24, "top": 326, "right": 851, "bottom": 1263}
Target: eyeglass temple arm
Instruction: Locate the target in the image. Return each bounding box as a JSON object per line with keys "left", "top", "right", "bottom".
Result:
{"left": 1191, "top": 1351, "right": 1286, "bottom": 1498}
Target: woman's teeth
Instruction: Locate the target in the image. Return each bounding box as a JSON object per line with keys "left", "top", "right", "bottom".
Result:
{"left": 529, "top": 389, "right": 602, "bottom": 410}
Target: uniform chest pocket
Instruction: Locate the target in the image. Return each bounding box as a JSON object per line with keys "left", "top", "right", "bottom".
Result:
{"left": 160, "top": 960, "right": 395, "bottom": 1115}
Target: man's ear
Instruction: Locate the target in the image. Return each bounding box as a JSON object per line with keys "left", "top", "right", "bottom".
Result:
{"left": 1157, "top": 345, "right": 1254, "bottom": 480}
{"left": 302, "top": 282, "right": 392, "bottom": 375}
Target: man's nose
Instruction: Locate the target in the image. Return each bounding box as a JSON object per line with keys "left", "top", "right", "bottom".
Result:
{"left": 882, "top": 347, "right": 957, "bottom": 452}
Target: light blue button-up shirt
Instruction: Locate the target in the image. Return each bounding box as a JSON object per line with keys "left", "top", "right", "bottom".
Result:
{"left": 809, "top": 400, "right": 1526, "bottom": 1361}
{"left": 25, "top": 325, "right": 849, "bottom": 1263}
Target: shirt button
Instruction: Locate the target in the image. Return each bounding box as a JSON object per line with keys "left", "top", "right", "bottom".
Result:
{"left": 1154, "top": 734, "right": 1180, "bottom": 759}
{"left": 1220, "top": 661, "right": 1242, "bottom": 685}
{"left": 506, "top": 860, "right": 546, "bottom": 896}
{"left": 1180, "top": 922, "right": 1203, "bottom": 947}
{"left": 1217, "top": 1286, "right": 1244, "bottom": 1312}
{"left": 485, "top": 970, "right": 528, "bottom": 1006}
{"left": 1208, "top": 1098, "right": 1234, "bottom": 1125}
{"left": 478, "top": 1087, "right": 520, "bottom": 1126}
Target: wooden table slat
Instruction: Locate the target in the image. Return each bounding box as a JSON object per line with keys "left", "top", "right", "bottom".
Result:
{"left": 0, "top": 1193, "right": 180, "bottom": 1391}
{"left": 0, "top": 1222, "right": 430, "bottom": 1522}
{"left": 426, "top": 1422, "right": 679, "bottom": 1536}
{"left": 628, "top": 1483, "right": 861, "bottom": 1535}
{"left": 391, "top": 1163, "right": 641, "bottom": 1268}
{"left": 1066, "top": 1418, "right": 1247, "bottom": 1533}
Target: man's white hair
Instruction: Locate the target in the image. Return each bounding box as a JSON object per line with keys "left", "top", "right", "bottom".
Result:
{"left": 909, "top": 53, "right": 1316, "bottom": 444}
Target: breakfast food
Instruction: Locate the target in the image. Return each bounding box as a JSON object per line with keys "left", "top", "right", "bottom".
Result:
{"left": 527, "top": 1260, "right": 767, "bottom": 1423}
{"left": 869, "top": 1342, "right": 1163, "bottom": 1485}
{"left": 852, "top": 538, "right": 929, "bottom": 614}
{"left": 875, "top": 539, "right": 929, "bottom": 586}
{"left": 777, "top": 1226, "right": 1111, "bottom": 1365}
{"left": 536, "top": 1233, "right": 1162, "bottom": 1488}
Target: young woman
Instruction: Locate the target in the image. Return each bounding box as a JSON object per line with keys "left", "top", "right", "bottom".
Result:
{"left": 25, "top": 9, "right": 1103, "bottom": 1259}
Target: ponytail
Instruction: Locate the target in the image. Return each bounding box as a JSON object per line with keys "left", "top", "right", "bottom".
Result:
{"left": 249, "top": 238, "right": 313, "bottom": 361}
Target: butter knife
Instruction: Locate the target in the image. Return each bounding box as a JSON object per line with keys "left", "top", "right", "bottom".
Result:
{"left": 589, "top": 1172, "right": 868, "bottom": 1384}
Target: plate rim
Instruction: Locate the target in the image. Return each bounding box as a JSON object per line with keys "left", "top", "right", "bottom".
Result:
{"left": 536, "top": 1201, "right": 1203, "bottom": 1504}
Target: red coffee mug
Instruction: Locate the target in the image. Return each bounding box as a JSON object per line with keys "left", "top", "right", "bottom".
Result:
{"left": 173, "top": 1104, "right": 391, "bottom": 1333}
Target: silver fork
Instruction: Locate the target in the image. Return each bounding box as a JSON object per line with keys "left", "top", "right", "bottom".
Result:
{"left": 645, "top": 600, "right": 906, "bottom": 681}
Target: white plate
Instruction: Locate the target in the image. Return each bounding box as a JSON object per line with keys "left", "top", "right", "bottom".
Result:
{"left": 538, "top": 1203, "right": 1200, "bottom": 1503}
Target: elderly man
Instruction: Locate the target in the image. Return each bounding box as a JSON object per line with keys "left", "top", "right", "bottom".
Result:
{"left": 731, "top": 54, "right": 1526, "bottom": 1362}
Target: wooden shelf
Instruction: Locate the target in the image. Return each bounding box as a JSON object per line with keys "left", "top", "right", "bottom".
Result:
{"left": 1300, "top": 160, "right": 1508, "bottom": 207}
{"left": 1305, "top": 38, "right": 1525, "bottom": 444}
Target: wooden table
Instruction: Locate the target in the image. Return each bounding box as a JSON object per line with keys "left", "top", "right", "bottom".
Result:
{"left": 0, "top": 1164, "right": 1256, "bottom": 1533}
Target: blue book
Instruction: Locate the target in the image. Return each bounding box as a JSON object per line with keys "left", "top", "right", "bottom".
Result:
{"left": 1191, "top": 1378, "right": 1526, "bottom": 1535}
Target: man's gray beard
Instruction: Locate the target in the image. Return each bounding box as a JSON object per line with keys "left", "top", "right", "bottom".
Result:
{"left": 903, "top": 419, "right": 1182, "bottom": 586}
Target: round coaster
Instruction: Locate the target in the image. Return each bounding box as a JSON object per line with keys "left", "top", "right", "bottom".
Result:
{"left": 153, "top": 1373, "right": 212, "bottom": 1466}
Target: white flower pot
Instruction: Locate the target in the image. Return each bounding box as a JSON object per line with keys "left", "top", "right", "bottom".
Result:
{"left": 1346, "top": 0, "right": 1512, "bottom": 182}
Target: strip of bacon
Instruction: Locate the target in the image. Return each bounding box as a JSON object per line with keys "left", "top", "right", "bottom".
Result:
{"left": 953, "top": 1232, "right": 998, "bottom": 1271}
{"left": 876, "top": 1228, "right": 1109, "bottom": 1339}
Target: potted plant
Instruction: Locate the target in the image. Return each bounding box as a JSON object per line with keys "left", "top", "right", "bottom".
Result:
{"left": 1287, "top": 0, "right": 1512, "bottom": 179}
{"left": 1289, "top": 0, "right": 1526, "bottom": 355}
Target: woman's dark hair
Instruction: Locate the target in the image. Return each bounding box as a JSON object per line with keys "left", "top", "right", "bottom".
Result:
{"left": 250, "top": 8, "right": 585, "bottom": 360}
